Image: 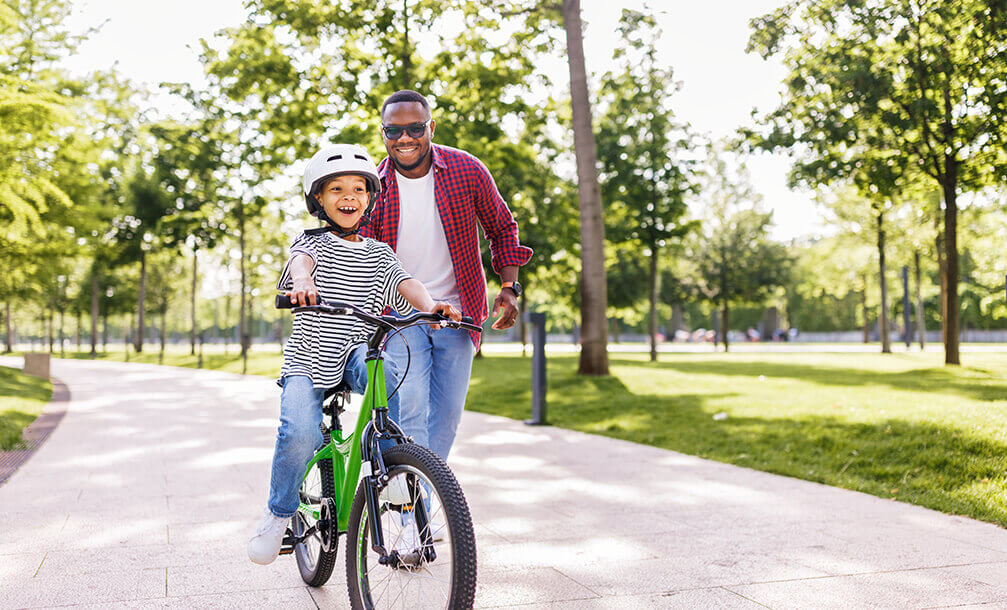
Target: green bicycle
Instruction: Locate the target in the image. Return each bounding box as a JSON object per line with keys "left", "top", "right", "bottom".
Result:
{"left": 274, "top": 293, "right": 480, "bottom": 609}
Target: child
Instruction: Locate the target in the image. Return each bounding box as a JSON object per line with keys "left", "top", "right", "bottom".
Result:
{"left": 248, "top": 143, "right": 459, "bottom": 565}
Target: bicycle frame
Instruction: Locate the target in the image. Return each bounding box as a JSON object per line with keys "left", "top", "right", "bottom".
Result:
{"left": 298, "top": 356, "right": 393, "bottom": 534}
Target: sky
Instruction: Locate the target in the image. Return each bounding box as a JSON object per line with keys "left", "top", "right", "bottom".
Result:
{"left": 62, "top": 0, "right": 825, "bottom": 241}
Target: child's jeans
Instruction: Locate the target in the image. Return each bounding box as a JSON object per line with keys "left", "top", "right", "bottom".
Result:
{"left": 267, "top": 344, "right": 400, "bottom": 518}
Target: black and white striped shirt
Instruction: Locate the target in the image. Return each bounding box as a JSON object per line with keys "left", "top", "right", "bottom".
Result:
{"left": 278, "top": 232, "right": 412, "bottom": 389}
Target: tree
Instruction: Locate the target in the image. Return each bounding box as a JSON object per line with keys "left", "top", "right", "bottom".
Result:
{"left": 688, "top": 154, "right": 789, "bottom": 351}
{"left": 149, "top": 120, "right": 227, "bottom": 355}
{"left": 597, "top": 8, "right": 697, "bottom": 361}
{"left": 819, "top": 186, "right": 913, "bottom": 352}
{"left": 747, "top": 0, "right": 1007, "bottom": 364}
{"left": 560, "top": 0, "right": 608, "bottom": 374}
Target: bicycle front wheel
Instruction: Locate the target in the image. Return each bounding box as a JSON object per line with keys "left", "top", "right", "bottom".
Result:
{"left": 346, "top": 443, "right": 477, "bottom": 609}
{"left": 294, "top": 454, "right": 338, "bottom": 587}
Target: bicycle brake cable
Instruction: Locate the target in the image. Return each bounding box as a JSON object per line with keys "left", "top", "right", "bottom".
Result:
{"left": 381, "top": 326, "right": 411, "bottom": 401}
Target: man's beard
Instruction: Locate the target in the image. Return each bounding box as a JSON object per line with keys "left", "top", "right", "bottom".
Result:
{"left": 391, "top": 147, "right": 430, "bottom": 172}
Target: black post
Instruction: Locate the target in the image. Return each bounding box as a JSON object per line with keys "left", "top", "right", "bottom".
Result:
{"left": 902, "top": 266, "right": 911, "bottom": 349}
{"left": 524, "top": 311, "right": 548, "bottom": 426}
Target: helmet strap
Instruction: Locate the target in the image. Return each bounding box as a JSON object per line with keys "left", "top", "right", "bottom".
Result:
{"left": 303, "top": 211, "right": 372, "bottom": 237}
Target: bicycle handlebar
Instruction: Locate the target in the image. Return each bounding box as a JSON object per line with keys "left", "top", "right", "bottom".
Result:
{"left": 275, "top": 293, "right": 483, "bottom": 333}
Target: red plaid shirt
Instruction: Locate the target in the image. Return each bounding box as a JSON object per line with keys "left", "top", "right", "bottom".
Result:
{"left": 363, "top": 144, "right": 532, "bottom": 348}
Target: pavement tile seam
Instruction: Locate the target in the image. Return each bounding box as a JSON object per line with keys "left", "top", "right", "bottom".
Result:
{"left": 920, "top": 600, "right": 1007, "bottom": 609}
{"left": 715, "top": 586, "right": 774, "bottom": 609}
{"left": 475, "top": 586, "right": 774, "bottom": 609}
{"left": 476, "top": 594, "right": 605, "bottom": 609}
{"left": 691, "top": 559, "right": 1007, "bottom": 590}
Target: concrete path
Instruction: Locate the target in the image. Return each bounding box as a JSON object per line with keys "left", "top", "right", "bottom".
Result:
{"left": 1, "top": 358, "right": 1006, "bottom": 609}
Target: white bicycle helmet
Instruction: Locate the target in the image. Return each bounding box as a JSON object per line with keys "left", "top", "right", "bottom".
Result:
{"left": 302, "top": 144, "right": 381, "bottom": 218}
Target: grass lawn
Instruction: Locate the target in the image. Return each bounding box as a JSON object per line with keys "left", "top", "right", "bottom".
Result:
{"left": 0, "top": 366, "right": 53, "bottom": 451}
{"left": 466, "top": 352, "right": 1007, "bottom": 528}
{"left": 31, "top": 347, "right": 1007, "bottom": 527}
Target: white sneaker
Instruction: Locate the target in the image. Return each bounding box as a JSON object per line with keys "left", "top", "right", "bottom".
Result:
{"left": 396, "top": 511, "right": 422, "bottom": 565}
{"left": 428, "top": 494, "right": 446, "bottom": 542}
{"left": 383, "top": 475, "right": 413, "bottom": 505}
{"left": 248, "top": 508, "right": 289, "bottom": 565}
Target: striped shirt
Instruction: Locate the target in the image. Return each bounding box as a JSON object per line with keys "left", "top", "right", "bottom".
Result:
{"left": 277, "top": 232, "right": 412, "bottom": 389}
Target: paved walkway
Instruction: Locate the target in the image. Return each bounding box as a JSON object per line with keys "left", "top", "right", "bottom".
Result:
{"left": 1, "top": 358, "right": 1006, "bottom": 609}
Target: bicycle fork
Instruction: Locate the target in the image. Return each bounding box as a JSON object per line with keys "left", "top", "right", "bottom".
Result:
{"left": 360, "top": 422, "right": 436, "bottom": 567}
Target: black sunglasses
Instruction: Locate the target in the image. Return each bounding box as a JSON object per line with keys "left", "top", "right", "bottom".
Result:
{"left": 381, "top": 121, "right": 429, "bottom": 140}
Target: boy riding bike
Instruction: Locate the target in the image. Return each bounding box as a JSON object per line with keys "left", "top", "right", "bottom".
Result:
{"left": 248, "top": 143, "right": 459, "bottom": 565}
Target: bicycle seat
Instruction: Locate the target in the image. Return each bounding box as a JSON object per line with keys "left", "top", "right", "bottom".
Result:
{"left": 323, "top": 382, "right": 352, "bottom": 400}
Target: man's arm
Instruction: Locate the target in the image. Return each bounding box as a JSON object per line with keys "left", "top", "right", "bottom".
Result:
{"left": 491, "top": 265, "right": 520, "bottom": 330}
{"left": 469, "top": 159, "right": 530, "bottom": 330}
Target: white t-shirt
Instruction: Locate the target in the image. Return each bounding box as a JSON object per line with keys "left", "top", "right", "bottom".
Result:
{"left": 394, "top": 170, "right": 461, "bottom": 307}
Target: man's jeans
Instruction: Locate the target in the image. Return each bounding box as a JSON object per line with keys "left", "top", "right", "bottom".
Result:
{"left": 267, "top": 344, "right": 400, "bottom": 518}
{"left": 383, "top": 324, "right": 476, "bottom": 460}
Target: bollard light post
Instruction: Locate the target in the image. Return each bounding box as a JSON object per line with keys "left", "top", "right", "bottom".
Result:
{"left": 524, "top": 311, "right": 548, "bottom": 426}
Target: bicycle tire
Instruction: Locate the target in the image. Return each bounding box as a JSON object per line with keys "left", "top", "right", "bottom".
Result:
{"left": 294, "top": 453, "right": 338, "bottom": 586}
{"left": 346, "top": 443, "right": 477, "bottom": 609}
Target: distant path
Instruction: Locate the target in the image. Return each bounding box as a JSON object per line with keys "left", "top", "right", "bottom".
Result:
{"left": 0, "top": 357, "right": 1005, "bottom": 608}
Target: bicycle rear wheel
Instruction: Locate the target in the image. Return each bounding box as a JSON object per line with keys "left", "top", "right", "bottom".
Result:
{"left": 346, "top": 443, "right": 476, "bottom": 609}
{"left": 294, "top": 454, "right": 338, "bottom": 586}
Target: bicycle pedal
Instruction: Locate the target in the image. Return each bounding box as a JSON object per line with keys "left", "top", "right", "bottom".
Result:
{"left": 279, "top": 528, "right": 297, "bottom": 554}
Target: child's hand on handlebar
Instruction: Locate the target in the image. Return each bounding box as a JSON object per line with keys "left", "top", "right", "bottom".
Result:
{"left": 430, "top": 302, "right": 461, "bottom": 328}
{"left": 288, "top": 278, "right": 319, "bottom": 306}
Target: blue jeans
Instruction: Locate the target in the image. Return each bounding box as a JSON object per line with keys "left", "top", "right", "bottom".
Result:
{"left": 383, "top": 324, "right": 476, "bottom": 460}
{"left": 267, "top": 344, "right": 400, "bottom": 518}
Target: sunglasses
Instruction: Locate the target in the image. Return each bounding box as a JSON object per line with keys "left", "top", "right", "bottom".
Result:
{"left": 381, "top": 121, "right": 429, "bottom": 140}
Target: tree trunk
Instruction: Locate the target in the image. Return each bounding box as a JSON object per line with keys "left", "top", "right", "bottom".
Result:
{"left": 941, "top": 161, "right": 960, "bottom": 364}
{"left": 90, "top": 270, "right": 99, "bottom": 356}
{"left": 712, "top": 309, "right": 719, "bottom": 349}
{"left": 670, "top": 304, "right": 684, "bottom": 339}
{"left": 48, "top": 307, "right": 54, "bottom": 353}
{"left": 102, "top": 309, "right": 108, "bottom": 352}
{"left": 648, "top": 246, "right": 658, "bottom": 362}
{"left": 224, "top": 294, "right": 231, "bottom": 355}
{"left": 59, "top": 307, "right": 65, "bottom": 358}
{"left": 136, "top": 251, "right": 146, "bottom": 353}
{"left": 400, "top": 0, "right": 412, "bottom": 86}
{"left": 914, "top": 250, "right": 925, "bottom": 350}
{"left": 563, "top": 0, "right": 608, "bottom": 376}
{"left": 191, "top": 249, "right": 198, "bottom": 356}
{"left": 721, "top": 299, "right": 730, "bottom": 352}
{"left": 4, "top": 301, "right": 12, "bottom": 353}
{"left": 877, "top": 211, "right": 891, "bottom": 354}
{"left": 239, "top": 199, "right": 250, "bottom": 364}
{"left": 160, "top": 306, "right": 167, "bottom": 365}
{"left": 861, "top": 275, "right": 870, "bottom": 343}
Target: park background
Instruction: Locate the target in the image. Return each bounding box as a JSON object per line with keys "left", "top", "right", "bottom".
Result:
{"left": 2, "top": 0, "right": 1006, "bottom": 527}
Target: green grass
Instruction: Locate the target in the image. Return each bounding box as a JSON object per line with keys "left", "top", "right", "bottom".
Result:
{"left": 466, "top": 352, "right": 1007, "bottom": 527}
{"left": 35, "top": 347, "right": 1007, "bottom": 527}
{"left": 0, "top": 366, "right": 53, "bottom": 451}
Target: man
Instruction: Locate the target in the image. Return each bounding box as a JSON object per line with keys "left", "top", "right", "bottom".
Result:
{"left": 363, "top": 89, "right": 532, "bottom": 460}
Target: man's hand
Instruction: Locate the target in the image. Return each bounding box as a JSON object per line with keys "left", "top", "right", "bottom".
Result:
{"left": 491, "top": 289, "right": 519, "bottom": 330}
{"left": 288, "top": 277, "right": 319, "bottom": 306}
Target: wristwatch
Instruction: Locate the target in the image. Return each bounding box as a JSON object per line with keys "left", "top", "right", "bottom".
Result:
{"left": 502, "top": 281, "right": 523, "bottom": 298}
